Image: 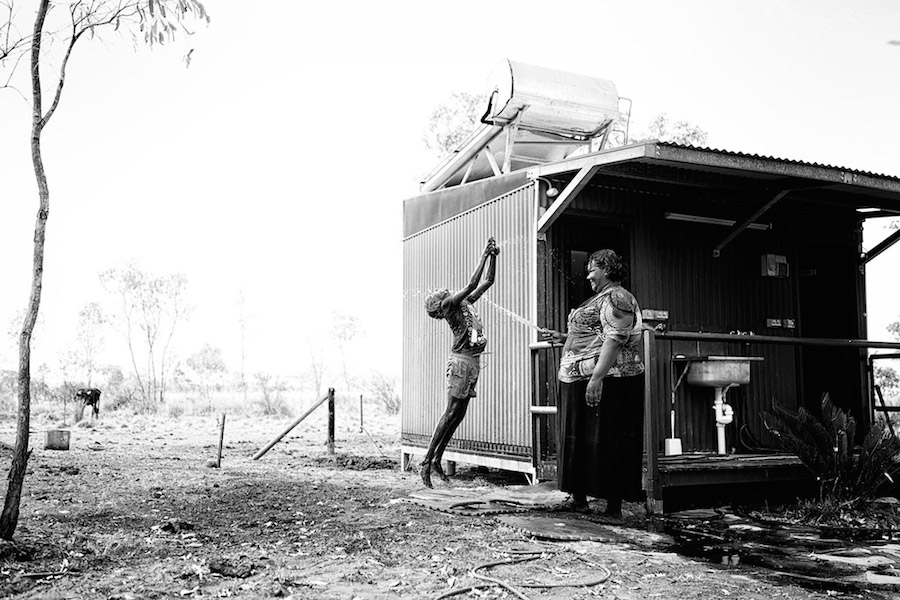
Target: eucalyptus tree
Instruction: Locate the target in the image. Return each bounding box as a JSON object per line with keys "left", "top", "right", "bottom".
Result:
{"left": 76, "top": 301, "right": 106, "bottom": 387}
{"left": 100, "top": 264, "right": 189, "bottom": 410}
{"left": 0, "top": 0, "right": 209, "bottom": 540}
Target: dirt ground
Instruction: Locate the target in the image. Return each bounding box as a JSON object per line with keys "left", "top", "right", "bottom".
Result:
{"left": 0, "top": 403, "right": 878, "bottom": 600}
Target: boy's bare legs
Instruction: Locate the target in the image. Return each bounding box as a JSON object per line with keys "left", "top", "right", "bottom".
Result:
{"left": 431, "top": 397, "right": 469, "bottom": 482}
{"left": 421, "top": 395, "right": 469, "bottom": 488}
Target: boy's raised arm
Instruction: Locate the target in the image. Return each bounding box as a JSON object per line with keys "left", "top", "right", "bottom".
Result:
{"left": 468, "top": 243, "right": 498, "bottom": 302}
{"left": 447, "top": 238, "right": 496, "bottom": 307}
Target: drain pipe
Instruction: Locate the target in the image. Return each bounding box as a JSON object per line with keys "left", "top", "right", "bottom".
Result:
{"left": 714, "top": 384, "right": 738, "bottom": 455}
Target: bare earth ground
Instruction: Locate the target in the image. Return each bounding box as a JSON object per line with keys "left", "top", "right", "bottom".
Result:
{"left": 0, "top": 403, "right": 869, "bottom": 600}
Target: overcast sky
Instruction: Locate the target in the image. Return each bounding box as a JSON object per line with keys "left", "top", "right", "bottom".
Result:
{"left": 1, "top": 0, "right": 899, "bottom": 381}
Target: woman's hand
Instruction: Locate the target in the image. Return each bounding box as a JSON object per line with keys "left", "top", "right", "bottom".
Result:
{"left": 484, "top": 237, "right": 498, "bottom": 257}
{"left": 585, "top": 376, "right": 604, "bottom": 406}
{"left": 539, "top": 328, "right": 565, "bottom": 345}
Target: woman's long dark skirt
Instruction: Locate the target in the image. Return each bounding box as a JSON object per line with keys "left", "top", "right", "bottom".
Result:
{"left": 557, "top": 374, "right": 645, "bottom": 501}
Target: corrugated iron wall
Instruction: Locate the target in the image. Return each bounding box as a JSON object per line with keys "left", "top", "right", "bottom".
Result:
{"left": 402, "top": 184, "right": 537, "bottom": 458}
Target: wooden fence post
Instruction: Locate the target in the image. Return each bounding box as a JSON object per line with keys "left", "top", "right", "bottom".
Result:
{"left": 327, "top": 387, "right": 335, "bottom": 454}
{"left": 216, "top": 413, "right": 226, "bottom": 467}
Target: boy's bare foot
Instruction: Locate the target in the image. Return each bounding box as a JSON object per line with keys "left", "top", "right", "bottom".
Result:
{"left": 419, "top": 462, "right": 433, "bottom": 488}
{"left": 431, "top": 460, "right": 450, "bottom": 483}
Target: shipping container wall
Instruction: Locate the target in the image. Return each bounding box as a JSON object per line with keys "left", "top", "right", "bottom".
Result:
{"left": 402, "top": 184, "right": 537, "bottom": 458}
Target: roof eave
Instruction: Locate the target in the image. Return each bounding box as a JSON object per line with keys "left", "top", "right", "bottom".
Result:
{"left": 526, "top": 141, "right": 900, "bottom": 199}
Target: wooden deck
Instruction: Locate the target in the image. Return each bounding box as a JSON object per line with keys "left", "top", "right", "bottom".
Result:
{"left": 657, "top": 452, "right": 810, "bottom": 487}
{"left": 650, "top": 452, "right": 815, "bottom": 512}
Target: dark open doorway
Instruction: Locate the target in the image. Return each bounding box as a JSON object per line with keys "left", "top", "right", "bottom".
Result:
{"left": 556, "top": 215, "right": 629, "bottom": 310}
{"left": 797, "top": 241, "right": 864, "bottom": 417}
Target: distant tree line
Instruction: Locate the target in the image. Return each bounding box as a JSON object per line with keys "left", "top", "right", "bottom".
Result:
{"left": 0, "top": 263, "right": 400, "bottom": 421}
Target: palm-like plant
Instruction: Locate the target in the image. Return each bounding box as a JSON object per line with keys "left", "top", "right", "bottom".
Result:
{"left": 763, "top": 394, "right": 900, "bottom": 507}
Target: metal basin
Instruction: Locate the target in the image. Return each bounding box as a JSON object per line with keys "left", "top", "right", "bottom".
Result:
{"left": 686, "top": 357, "right": 755, "bottom": 387}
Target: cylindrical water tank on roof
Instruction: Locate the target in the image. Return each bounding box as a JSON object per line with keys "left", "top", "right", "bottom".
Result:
{"left": 485, "top": 59, "right": 619, "bottom": 138}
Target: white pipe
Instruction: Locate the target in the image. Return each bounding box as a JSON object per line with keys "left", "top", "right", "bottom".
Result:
{"left": 713, "top": 385, "right": 737, "bottom": 455}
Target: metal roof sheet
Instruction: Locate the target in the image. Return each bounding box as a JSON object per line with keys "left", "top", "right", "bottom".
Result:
{"left": 655, "top": 142, "right": 900, "bottom": 183}
{"left": 528, "top": 141, "right": 900, "bottom": 202}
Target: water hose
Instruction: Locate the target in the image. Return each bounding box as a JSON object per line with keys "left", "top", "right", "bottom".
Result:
{"left": 433, "top": 546, "right": 612, "bottom": 600}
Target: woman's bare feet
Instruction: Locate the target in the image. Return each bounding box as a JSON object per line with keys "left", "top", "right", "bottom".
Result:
{"left": 598, "top": 498, "right": 623, "bottom": 523}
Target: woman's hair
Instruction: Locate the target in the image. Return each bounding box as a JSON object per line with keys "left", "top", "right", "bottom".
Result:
{"left": 589, "top": 249, "right": 627, "bottom": 282}
{"left": 424, "top": 288, "right": 450, "bottom": 319}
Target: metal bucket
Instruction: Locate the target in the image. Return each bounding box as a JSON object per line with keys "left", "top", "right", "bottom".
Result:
{"left": 44, "top": 430, "right": 70, "bottom": 451}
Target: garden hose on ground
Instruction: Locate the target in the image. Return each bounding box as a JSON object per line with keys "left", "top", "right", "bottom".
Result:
{"left": 433, "top": 543, "right": 612, "bottom": 600}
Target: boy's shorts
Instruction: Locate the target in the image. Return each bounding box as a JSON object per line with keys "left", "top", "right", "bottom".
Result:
{"left": 446, "top": 353, "right": 481, "bottom": 399}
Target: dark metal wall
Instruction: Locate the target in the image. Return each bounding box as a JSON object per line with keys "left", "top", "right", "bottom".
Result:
{"left": 538, "top": 175, "right": 865, "bottom": 453}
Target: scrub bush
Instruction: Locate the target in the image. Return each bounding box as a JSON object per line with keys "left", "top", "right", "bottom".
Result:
{"left": 764, "top": 394, "right": 900, "bottom": 509}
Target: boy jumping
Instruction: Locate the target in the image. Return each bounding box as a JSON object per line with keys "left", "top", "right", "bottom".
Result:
{"left": 421, "top": 237, "right": 499, "bottom": 488}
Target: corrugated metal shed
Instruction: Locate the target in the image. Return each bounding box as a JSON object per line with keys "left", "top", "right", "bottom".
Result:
{"left": 402, "top": 136, "right": 900, "bottom": 506}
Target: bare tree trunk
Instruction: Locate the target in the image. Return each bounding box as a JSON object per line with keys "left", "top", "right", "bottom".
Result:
{"left": 1, "top": 0, "right": 50, "bottom": 540}
{"left": 119, "top": 299, "right": 149, "bottom": 404}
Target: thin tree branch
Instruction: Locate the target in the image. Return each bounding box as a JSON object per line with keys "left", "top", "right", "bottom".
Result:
{"left": 41, "top": 1, "right": 136, "bottom": 127}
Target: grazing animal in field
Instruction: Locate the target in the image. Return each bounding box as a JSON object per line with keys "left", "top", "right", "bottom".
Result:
{"left": 75, "top": 388, "right": 101, "bottom": 421}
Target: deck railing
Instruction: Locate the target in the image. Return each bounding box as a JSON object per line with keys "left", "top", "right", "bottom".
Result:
{"left": 531, "top": 331, "right": 900, "bottom": 513}
{"left": 644, "top": 330, "right": 900, "bottom": 512}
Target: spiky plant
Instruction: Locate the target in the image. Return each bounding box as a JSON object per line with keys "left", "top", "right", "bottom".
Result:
{"left": 763, "top": 394, "right": 900, "bottom": 508}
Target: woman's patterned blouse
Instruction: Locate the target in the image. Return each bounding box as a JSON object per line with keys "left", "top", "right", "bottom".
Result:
{"left": 557, "top": 286, "right": 645, "bottom": 383}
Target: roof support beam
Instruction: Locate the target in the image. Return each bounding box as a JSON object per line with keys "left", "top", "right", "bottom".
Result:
{"left": 863, "top": 227, "right": 900, "bottom": 264}
{"left": 420, "top": 124, "right": 503, "bottom": 193}
{"left": 482, "top": 147, "right": 502, "bottom": 177}
{"left": 713, "top": 189, "right": 790, "bottom": 258}
{"left": 527, "top": 143, "right": 652, "bottom": 178}
{"left": 459, "top": 159, "right": 475, "bottom": 185}
{"left": 536, "top": 165, "right": 601, "bottom": 234}
{"left": 502, "top": 115, "right": 521, "bottom": 174}
{"left": 530, "top": 144, "right": 655, "bottom": 235}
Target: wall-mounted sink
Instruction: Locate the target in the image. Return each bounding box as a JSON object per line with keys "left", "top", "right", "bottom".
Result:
{"left": 674, "top": 355, "right": 764, "bottom": 455}
{"left": 686, "top": 356, "right": 760, "bottom": 387}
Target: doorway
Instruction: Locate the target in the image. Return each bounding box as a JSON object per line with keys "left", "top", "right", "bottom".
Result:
{"left": 797, "top": 241, "right": 863, "bottom": 416}
{"left": 556, "top": 215, "right": 629, "bottom": 310}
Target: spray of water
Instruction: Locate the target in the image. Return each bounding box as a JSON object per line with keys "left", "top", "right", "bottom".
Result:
{"left": 480, "top": 296, "right": 541, "bottom": 332}
{"left": 402, "top": 288, "right": 542, "bottom": 333}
